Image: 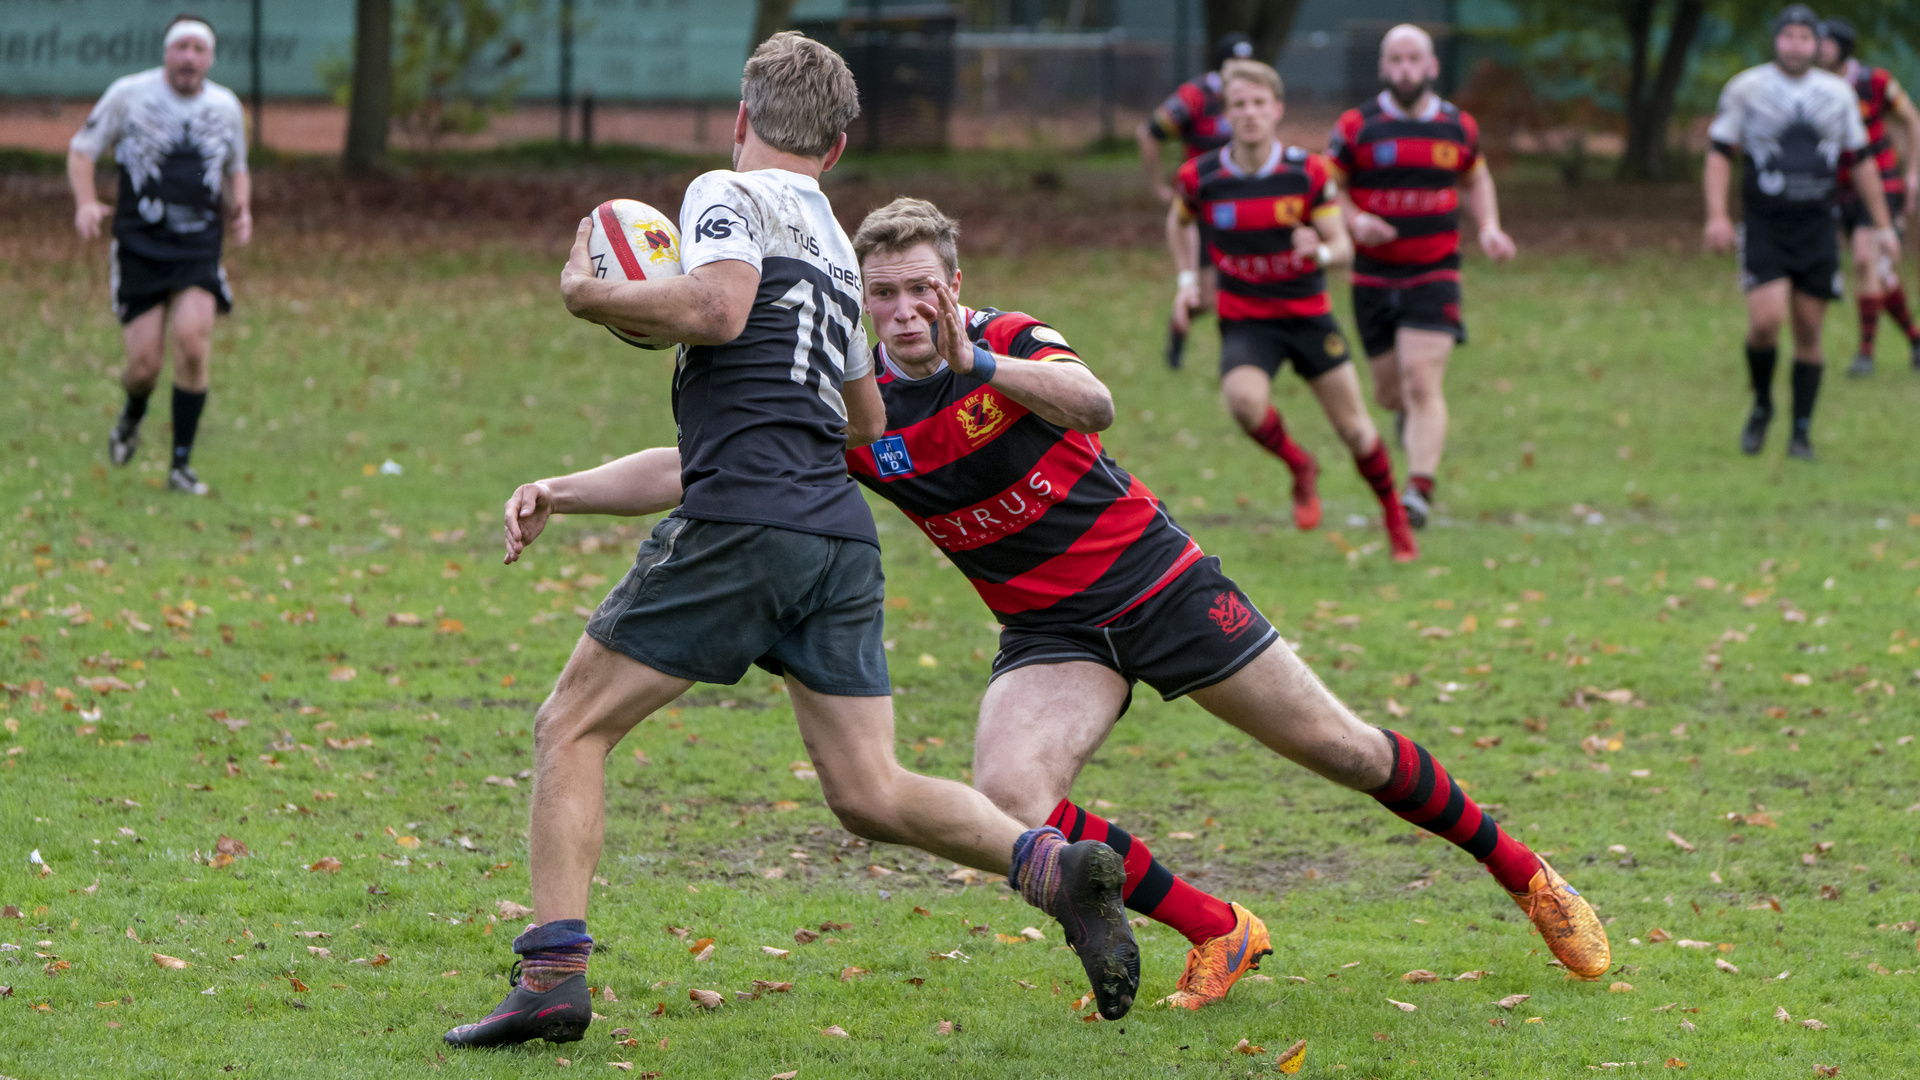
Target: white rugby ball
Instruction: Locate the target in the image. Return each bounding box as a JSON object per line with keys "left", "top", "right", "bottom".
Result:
{"left": 585, "top": 198, "right": 684, "bottom": 350}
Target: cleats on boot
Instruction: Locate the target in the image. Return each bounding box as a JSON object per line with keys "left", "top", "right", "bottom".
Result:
{"left": 168, "top": 465, "right": 209, "bottom": 495}
{"left": 1160, "top": 903, "right": 1272, "bottom": 1011}
{"left": 1400, "top": 486, "right": 1431, "bottom": 530}
{"left": 1045, "top": 840, "right": 1139, "bottom": 1021}
{"left": 443, "top": 968, "right": 591, "bottom": 1048}
{"left": 1739, "top": 407, "right": 1771, "bottom": 456}
{"left": 1165, "top": 323, "right": 1187, "bottom": 370}
{"left": 1787, "top": 432, "right": 1815, "bottom": 460}
{"left": 1847, "top": 352, "right": 1875, "bottom": 378}
{"left": 108, "top": 420, "right": 140, "bottom": 466}
{"left": 1510, "top": 858, "right": 1611, "bottom": 979}
{"left": 1289, "top": 453, "right": 1322, "bottom": 531}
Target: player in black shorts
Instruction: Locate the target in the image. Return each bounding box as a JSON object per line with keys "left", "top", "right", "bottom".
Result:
{"left": 1705, "top": 6, "right": 1898, "bottom": 459}
{"left": 68, "top": 15, "right": 250, "bottom": 495}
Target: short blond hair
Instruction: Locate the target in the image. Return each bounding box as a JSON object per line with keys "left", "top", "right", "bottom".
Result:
{"left": 741, "top": 32, "right": 861, "bottom": 158}
{"left": 852, "top": 197, "right": 961, "bottom": 277}
{"left": 1221, "top": 58, "right": 1283, "bottom": 100}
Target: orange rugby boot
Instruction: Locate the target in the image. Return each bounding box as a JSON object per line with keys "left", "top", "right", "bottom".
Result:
{"left": 1160, "top": 902, "right": 1272, "bottom": 1010}
{"left": 1382, "top": 496, "right": 1419, "bottom": 562}
{"left": 1289, "top": 455, "right": 1322, "bottom": 531}
{"left": 1510, "top": 858, "right": 1610, "bottom": 978}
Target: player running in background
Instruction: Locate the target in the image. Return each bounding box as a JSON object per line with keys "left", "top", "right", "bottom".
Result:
{"left": 68, "top": 14, "right": 250, "bottom": 496}
{"left": 1168, "top": 58, "right": 1419, "bottom": 562}
{"left": 1138, "top": 33, "right": 1256, "bottom": 369}
{"left": 1818, "top": 18, "right": 1920, "bottom": 376}
{"left": 1705, "top": 5, "right": 1896, "bottom": 461}
{"left": 511, "top": 197, "right": 1616, "bottom": 1006}
{"left": 446, "top": 35, "right": 1138, "bottom": 1049}
{"left": 1328, "top": 24, "right": 1514, "bottom": 530}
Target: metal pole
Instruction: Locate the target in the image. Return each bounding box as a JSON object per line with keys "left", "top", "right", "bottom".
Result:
{"left": 558, "top": 0, "right": 574, "bottom": 145}
{"left": 582, "top": 91, "right": 594, "bottom": 151}
{"left": 250, "top": 0, "right": 263, "bottom": 149}
{"left": 1173, "top": 0, "right": 1190, "bottom": 83}
{"left": 1099, "top": 32, "right": 1114, "bottom": 144}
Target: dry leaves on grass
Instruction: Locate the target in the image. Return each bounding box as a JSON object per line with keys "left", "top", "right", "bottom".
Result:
{"left": 308, "top": 857, "right": 343, "bottom": 873}
{"left": 497, "top": 900, "right": 534, "bottom": 920}
{"left": 151, "top": 953, "right": 188, "bottom": 970}
{"left": 1387, "top": 998, "right": 1417, "bottom": 1012}
{"left": 1231, "top": 1039, "right": 1264, "bottom": 1055}
{"left": 760, "top": 946, "right": 790, "bottom": 959}
{"left": 1715, "top": 959, "right": 1740, "bottom": 974}
{"left": 687, "top": 988, "right": 723, "bottom": 1009}
{"left": 934, "top": 1020, "right": 958, "bottom": 1035}
{"left": 1665, "top": 1059, "right": 1687, "bottom": 1069}
{"left": 1274, "top": 1039, "right": 1307, "bottom": 1074}
{"left": 1401, "top": 969, "right": 1438, "bottom": 983}
{"left": 770, "top": 1073, "right": 798, "bottom": 1080}
{"left": 1813, "top": 1066, "right": 1840, "bottom": 1077}
{"left": 1610, "top": 982, "right": 1635, "bottom": 993}
{"left": 1494, "top": 994, "right": 1531, "bottom": 1009}
{"left": 1667, "top": 831, "right": 1697, "bottom": 853}
{"left": 820, "top": 1025, "right": 849, "bottom": 1038}
{"left": 1453, "top": 970, "right": 1488, "bottom": 981}
{"left": 793, "top": 927, "right": 820, "bottom": 945}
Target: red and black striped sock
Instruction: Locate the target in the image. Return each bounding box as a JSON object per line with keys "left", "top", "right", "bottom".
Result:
{"left": 1409, "top": 473, "right": 1436, "bottom": 500}
{"left": 1251, "top": 405, "right": 1316, "bottom": 473}
{"left": 1048, "top": 799, "right": 1236, "bottom": 945}
{"left": 1354, "top": 438, "right": 1397, "bottom": 505}
{"left": 1859, "top": 294, "right": 1882, "bottom": 353}
{"left": 1369, "top": 729, "right": 1540, "bottom": 893}
{"left": 1883, "top": 283, "right": 1920, "bottom": 342}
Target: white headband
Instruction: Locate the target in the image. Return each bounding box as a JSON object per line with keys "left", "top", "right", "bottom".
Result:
{"left": 164, "top": 21, "right": 215, "bottom": 49}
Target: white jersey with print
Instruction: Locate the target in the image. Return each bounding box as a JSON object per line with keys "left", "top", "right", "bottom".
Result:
{"left": 1708, "top": 63, "right": 1866, "bottom": 214}
{"left": 71, "top": 68, "right": 247, "bottom": 261}
{"left": 670, "top": 167, "right": 879, "bottom": 546}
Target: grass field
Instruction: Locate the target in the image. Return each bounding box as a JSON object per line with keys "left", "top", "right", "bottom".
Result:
{"left": 3, "top": 227, "right": 1919, "bottom": 1079}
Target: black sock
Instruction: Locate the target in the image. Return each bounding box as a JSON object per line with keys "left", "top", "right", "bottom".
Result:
{"left": 171, "top": 385, "right": 208, "bottom": 468}
{"left": 119, "top": 388, "right": 152, "bottom": 430}
{"left": 1790, "top": 361, "right": 1822, "bottom": 436}
{"left": 1746, "top": 344, "right": 1777, "bottom": 412}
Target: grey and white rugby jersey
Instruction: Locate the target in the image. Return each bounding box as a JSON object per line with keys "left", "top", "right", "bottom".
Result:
{"left": 1708, "top": 62, "right": 1867, "bottom": 217}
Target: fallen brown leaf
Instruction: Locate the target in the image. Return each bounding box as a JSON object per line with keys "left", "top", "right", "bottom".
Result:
{"left": 1715, "top": 958, "right": 1739, "bottom": 973}
{"left": 820, "top": 1025, "right": 849, "bottom": 1038}
{"left": 151, "top": 953, "right": 188, "bottom": 970}
{"left": 839, "top": 966, "right": 867, "bottom": 982}
{"left": 687, "top": 988, "right": 722, "bottom": 1009}
{"left": 1610, "top": 981, "right": 1634, "bottom": 993}
{"left": 1813, "top": 1065, "right": 1840, "bottom": 1077}
{"left": 1665, "top": 1060, "right": 1686, "bottom": 1070}
{"left": 934, "top": 1020, "right": 956, "bottom": 1035}
{"left": 793, "top": 928, "right": 820, "bottom": 944}
{"left": 1801, "top": 1018, "right": 1828, "bottom": 1030}
{"left": 308, "top": 857, "right": 343, "bottom": 873}
{"left": 751, "top": 980, "right": 792, "bottom": 993}
{"left": 1387, "top": 998, "right": 1417, "bottom": 1012}
{"left": 1453, "top": 970, "right": 1488, "bottom": 981}
{"left": 1401, "top": 969, "right": 1439, "bottom": 983}
{"left": 497, "top": 900, "right": 534, "bottom": 921}
{"left": 770, "top": 1073, "right": 798, "bottom": 1080}
{"left": 1495, "top": 994, "right": 1531, "bottom": 1009}
{"left": 1667, "top": 830, "right": 1696, "bottom": 853}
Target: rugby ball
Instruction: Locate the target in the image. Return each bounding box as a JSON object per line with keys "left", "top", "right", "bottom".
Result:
{"left": 585, "top": 198, "right": 684, "bottom": 350}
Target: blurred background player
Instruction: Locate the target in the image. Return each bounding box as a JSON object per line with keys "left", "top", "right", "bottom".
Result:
{"left": 1328, "top": 24, "right": 1514, "bottom": 530}
{"left": 1705, "top": 5, "right": 1895, "bottom": 460}
{"left": 1169, "top": 58, "right": 1419, "bottom": 562}
{"left": 1138, "top": 33, "right": 1255, "bottom": 369}
{"left": 1818, "top": 18, "right": 1920, "bottom": 377}
{"left": 68, "top": 14, "right": 250, "bottom": 496}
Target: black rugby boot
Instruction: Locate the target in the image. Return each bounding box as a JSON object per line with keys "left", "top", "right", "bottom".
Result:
{"left": 1166, "top": 321, "right": 1187, "bottom": 370}
{"left": 444, "top": 965, "right": 590, "bottom": 1048}
{"left": 1739, "top": 407, "right": 1771, "bottom": 456}
{"left": 1046, "top": 840, "right": 1140, "bottom": 1021}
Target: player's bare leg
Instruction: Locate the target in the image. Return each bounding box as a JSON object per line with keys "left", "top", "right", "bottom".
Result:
{"left": 972, "top": 663, "right": 1270, "bottom": 1009}
{"left": 1366, "top": 348, "right": 1405, "bottom": 444}
{"left": 1740, "top": 279, "right": 1790, "bottom": 455}
{"left": 108, "top": 304, "right": 168, "bottom": 467}
{"left": 1393, "top": 327, "right": 1453, "bottom": 526}
{"left": 1303, "top": 363, "right": 1417, "bottom": 560}
{"left": 1186, "top": 642, "right": 1612, "bottom": 978}
{"left": 163, "top": 288, "right": 215, "bottom": 492}
{"left": 1222, "top": 366, "right": 1321, "bottom": 529}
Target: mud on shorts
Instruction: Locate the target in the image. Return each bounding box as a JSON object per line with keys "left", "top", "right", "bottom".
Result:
{"left": 1352, "top": 273, "right": 1466, "bottom": 358}
{"left": 1218, "top": 314, "right": 1352, "bottom": 381}
{"left": 585, "top": 516, "right": 892, "bottom": 697}
{"left": 988, "top": 555, "right": 1279, "bottom": 710}
{"left": 111, "top": 241, "right": 233, "bottom": 325}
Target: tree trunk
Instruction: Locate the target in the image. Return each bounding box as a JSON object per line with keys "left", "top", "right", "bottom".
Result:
{"left": 344, "top": 0, "right": 393, "bottom": 174}
{"left": 1204, "top": 0, "right": 1304, "bottom": 65}
{"left": 753, "top": 0, "right": 801, "bottom": 49}
{"left": 1617, "top": 0, "right": 1703, "bottom": 181}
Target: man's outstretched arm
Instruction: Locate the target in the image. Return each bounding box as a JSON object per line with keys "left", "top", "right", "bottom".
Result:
{"left": 502, "top": 447, "right": 684, "bottom": 564}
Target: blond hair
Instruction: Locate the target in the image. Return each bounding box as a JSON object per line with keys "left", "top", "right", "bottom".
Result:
{"left": 1221, "top": 57, "right": 1283, "bottom": 100}
{"left": 852, "top": 197, "right": 961, "bottom": 277}
{"left": 741, "top": 32, "right": 861, "bottom": 158}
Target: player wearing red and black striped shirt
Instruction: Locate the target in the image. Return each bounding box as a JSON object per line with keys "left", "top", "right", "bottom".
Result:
{"left": 1819, "top": 19, "right": 1920, "bottom": 375}
{"left": 1328, "top": 24, "right": 1515, "bottom": 529}
{"left": 1170, "top": 57, "right": 1418, "bottom": 562}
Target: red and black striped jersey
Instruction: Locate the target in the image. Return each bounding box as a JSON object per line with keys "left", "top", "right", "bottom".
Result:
{"left": 1328, "top": 92, "right": 1481, "bottom": 282}
{"left": 1175, "top": 142, "right": 1338, "bottom": 321}
{"left": 1151, "top": 72, "right": 1232, "bottom": 159}
{"left": 846, "top": 306, "right": 1203, "bottom": 628}
{"left": 1842, "top": 61, "right": 1908, "bottom": 195}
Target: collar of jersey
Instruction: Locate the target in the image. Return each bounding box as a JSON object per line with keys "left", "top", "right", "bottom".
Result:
{"left": 1376, "top": 89, "right": 1441, "bottom": 122}
{"left": 1220, "top": 141, "right": 1284, "bottom": 179}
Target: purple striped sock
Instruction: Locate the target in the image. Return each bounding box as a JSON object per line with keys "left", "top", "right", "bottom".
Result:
{"left": 1009, "top": 826, "right": 1068, "bottom": 913}
{"left": 512, "top": 918, "right": 592, "bottom": 993}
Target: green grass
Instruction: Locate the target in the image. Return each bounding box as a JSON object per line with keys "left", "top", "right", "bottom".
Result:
{"left": 2, "top": 233, "right": 1918, "bottom": 1079}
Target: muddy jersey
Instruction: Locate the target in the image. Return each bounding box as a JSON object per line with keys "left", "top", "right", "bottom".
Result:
{"left": 673, "top": 168, "right": 877, "bottom": 546}
{"left": 70, "top": 68, "right": 247, "bottom": 262}
{"left": 1708, "top": 62, "right": 1867, "bottom": 218}
{"left": 1839, "top": 60, "right": 1909, "bottom": 197}
{"left": 1176, "top": 142, "right": 1340, "bottom": 320}
{"left": 846, "top": 307, "right": 1202, "bottom": 627}
{"left": 1151, "top": 71, "right": 1232, "bottom": 159}
{"left": 1327, "top": 92, "right": 1480, "bottom": 282}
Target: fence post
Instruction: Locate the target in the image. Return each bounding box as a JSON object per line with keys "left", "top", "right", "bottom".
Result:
{"left": 558, "top": 0, "right": 574, "bottom": 145}
{"left": 249, "top": 0, "right": 263, "bottom": 149}
{"left": 582, "top": 91, "right": 595, "bottom": 151}
{"left": 1098, "top": 30, "right": 1116, "bottom": 144}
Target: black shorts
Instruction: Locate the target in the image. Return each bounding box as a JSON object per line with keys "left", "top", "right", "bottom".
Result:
{"left": 1352, "top": 276, "right": 1466, "bottom": 358}
{"left": 110, "top": 242, "right": 233, "bottom": 325}
{"left": 1837, "top": 190, "right": 1907, "bottom": 236}
{"left": 585, "top": 516, "right": 892, "bottom": 697}
{"left": 1739, "top": 213, "right": 1842, "bottom": 300}
{"left": 1218, "top": 314, "right": 1351, "bottom": 381}
{"left": 989, "top": 555, "right": 1278, "bottom": 704}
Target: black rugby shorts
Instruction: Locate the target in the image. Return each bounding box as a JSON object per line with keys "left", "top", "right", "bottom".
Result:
{"left": 1352, "top": 276, "right": 1466, "bottom": 358}
{"left": 1739, "top": 212, "right": 1842, "bottom": 300}
{"left": 1217, "top": 314, "right": 1352, "bottom": 381}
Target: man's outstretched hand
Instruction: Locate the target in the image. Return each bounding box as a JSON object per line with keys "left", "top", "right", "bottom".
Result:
{"left": 502, "top": 482, "right": 554, "bottom": 565}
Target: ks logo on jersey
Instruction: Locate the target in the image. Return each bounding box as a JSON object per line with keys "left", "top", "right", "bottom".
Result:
{"left": 694, "top": 204, "right": 748, "bottom": 243}
{"left": 1208, "top": 591, "right": 1254, "bottom": 638}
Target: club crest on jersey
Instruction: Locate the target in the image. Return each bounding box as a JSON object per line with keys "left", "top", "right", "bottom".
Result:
{"left": 1432, "top": 142, "right": 1461, "bottom": 169}
{"left": 1208, "top": 591, "right": 1254, "bottom": 639}
{"left": 870, "top": 434, "right": 915, "bottom": 478}
{"left": 1372, "top": 140, "right": 1399, "bottom": 166}
{"left": 955, "top": 390, "right": 1009, "bottom": 444}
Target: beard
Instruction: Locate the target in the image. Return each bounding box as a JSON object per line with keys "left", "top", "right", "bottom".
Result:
{"left": 1775, "top": 51, "right": 1814, "bottom": 76}
{"left": 1387, "top": 77, "right": 1431, "bottom": 108}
